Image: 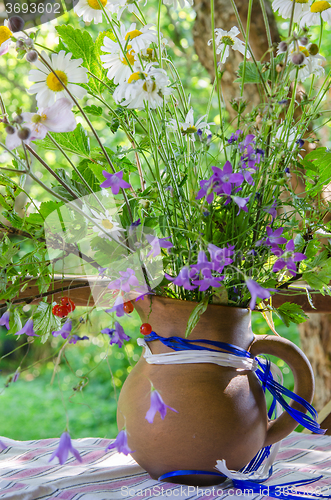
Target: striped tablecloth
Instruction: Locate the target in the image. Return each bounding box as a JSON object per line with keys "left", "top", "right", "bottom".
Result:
{"left": 0, "top": 432, "right": 330, "bottom": 499}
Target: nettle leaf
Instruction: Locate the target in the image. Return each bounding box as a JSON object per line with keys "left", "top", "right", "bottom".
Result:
{"left": 56, "top": 25, "right": 106, "bottom": 94}
{"left": 302, "top": 255, "right": 331, "bottom": 293}
{"left": 235, "top": 61, "right": 269, "bottom": 84}
{"left": 34, "top": 301, "right": 61, "bottom": 343}
{"left": 54, "top": 168, "right": 90, "bottom": 198}
{"left": 35, "top": 124, "right": 90, "bottom": 158}
{"left": 304, "top": 148, "right": 331, "bottom": 191}
{"left": 275, "top": 302, "right": 308, "bottom": 327}
{"left": 72, "top": 159, "right": 103, "bottom": 192}
{"left": 83, "top": 105, "right": 103, "bottom": 116}
{"left": 8, "top": 308, "right": 22, "bottom": 336}
{"left": 185, "top": 297, "right": 208, "bottom": 337}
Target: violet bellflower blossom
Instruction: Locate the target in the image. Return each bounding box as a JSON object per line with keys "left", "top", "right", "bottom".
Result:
{"left": 100, "top": 170, "right": 131, "bottom": 195}
{"left": 14, "top": 319, "right": 39, "bottom": 337}
{"left": 101, "top": 321, "right": 130, "bottom": 348}
{"left": 0, "top": 310, "right": 10, "bottom": 330}
{"left": 105, "top": 429, "right": 132, "bottom": 455}
{"left": 165, "top": 266, "right": 197, "bottom": 291}
{"left": 265, "top": 227, "right": 287, "bottom": 246}
{"left": 263, "top": 198, "right": 277, "bottom": 221}
{"left": 228, "top": 129, "right": 243, "bottom": 144}
{"left": 190, "top": 250, "right": 214, "bottom": 275}
{"left": 108, "top": 268, "right": 140, "bottom": 294}
{"left": 49, "top": 432, "right": 82, "bottom": 465}
{"left": 145, "top": 389, "right": 178, "bottom": 424}
{"left": 192, "top": 269, "right": 224, "bottom": 292}
{"left": 69, "top": 335, "right": 89, "bottom": 344}
{"left": 232, "top": 195, "right": 250, "bottom": 215}
{"left": 145, "top": 234, "right": 174, "bottom": 257}
{"left": 272, "top": 240, "right": 306, "bottom": 276}
{"left": 212, "top": 162, "right": 244, "bottom": 196}
{"left": 246, "top": 279, "right": 272, "bottom": 310}
{"left": 52, "top": 319, "right": 72, "bottom": 339}
{"left": 208, "top": 244, "right": 234, "bottom": 273}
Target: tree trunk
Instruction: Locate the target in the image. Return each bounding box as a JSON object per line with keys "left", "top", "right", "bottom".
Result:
{"left": 192, "top": 0, "right": 331, "bottom": 411}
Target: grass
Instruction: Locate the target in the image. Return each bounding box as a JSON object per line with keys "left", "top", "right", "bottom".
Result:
{"left": 0, "top": 310, "right": 300, "bottom": 441}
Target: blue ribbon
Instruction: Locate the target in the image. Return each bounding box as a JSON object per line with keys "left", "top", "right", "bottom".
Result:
{"left": 146, "top": 332, "right": 328, "bottom": 498}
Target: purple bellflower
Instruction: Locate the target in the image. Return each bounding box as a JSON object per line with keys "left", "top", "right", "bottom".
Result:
{"left": 100, "top": 170, "right": 131, "bottom": 195}
{"left": 145, "top": 388, "right": 178, "bottom": 424}
{"left": 196, "top": 177, "right": 215, "bottom": 204}
{"left": 101, "top": 321, "right": 130, "bottom": 348}
{"left": 105, "top": 429, "right": 133, "bottom": 455}
{"left": 263, "top": 198, "right": 277, "bottom": 221}
{"left": 265, "top": 227, "right": 287, "bottom": 246}
{"left": 228, "top": 129, "right": 243, "bottom": 144}
{"left": 108, "top": 268, "right": 140, "bottom": 294}
{"left": 0, "top": 310, "right": 10, "bottom": 330}
{"left": 232, "top": 195, "right": 250, "bottom": 215}
{"left": 246, "top": 279, "right": 272, "bottom": 310}
{"left": 212, "top": 162, "right": 244, "bottom": 196}
{"left": 12, "top": 370, "right": 20, "bottom": 383}
{"left": 0, "top": 440, "right": 7, "bottom": 451}
{"left": 14, "top": 319, "right": 39, "bottom": 337}
{"left": 165, "top": 266, "right": 197, "bottom": 291}
{"left": 68, "top": 335, "right": 89, "bottom": 344}
{"left": 98, "top": 267, "right": 108, "bottom": 278}
{"left": 145, "top": 234, "right": 174, "bottom": 257}
{"left": 190, "top": 251, "right": 213, "bottom": 275}
{"left": 52, "top": 319, "right": 72, "bottom": 339}
{"left": 192, "top": 269, "right": 224, "bottom": 292}
{"left": 208, "top": 244, "right": 234, "bottom": 273}
{"left": 272, "top": 240, "right": 306, "bottom": 276}
{"left": 49, "top": 432, "right": 82, "bottom": 465}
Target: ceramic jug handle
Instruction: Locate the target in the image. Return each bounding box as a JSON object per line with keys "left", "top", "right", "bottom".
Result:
{"left": 249, "top": 334, "right": 315, "bottom": 447}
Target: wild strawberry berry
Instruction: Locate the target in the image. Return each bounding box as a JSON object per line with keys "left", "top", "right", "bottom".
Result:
{"left": 56, "top": 305, "right": 70, "bottom": 318}
{"left": 123, "top": 301, "right": 134, "bottom": 314}
{"left": 140, "top": 323, "right": 152, "bottom": 336}
{"left": 60, "top": 297, "right": 76, "bottom": 312}
{"left": 52, "top": 304, "right": 62, "bottom": 316}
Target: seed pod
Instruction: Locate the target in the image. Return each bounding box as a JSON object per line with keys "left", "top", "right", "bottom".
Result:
{"left": 291, "top": 52, "right": 305, "bottom": 66}
{"left": 26, "top": 50, "right": 38, "bottom": 63}
{"left": 24, "top": 38, "right": 34, "bottom": 47}
{"left": 300, "top": 36, "right": 309, "bottom": 45}
{"left": 276, "top": 63, "right": 284, "bottom": 73}
{"left": 278, "top": 41, "right": 288, "bottom": 52}
{"left": 13, "top": 115, "right": 23, "bottom": 124}
{"left": 8, "top": 16, "right": 25, "bottom": 32}
{"left": 6, "top": 125, "right": 15, "bottom": 135}
{"left": 16, "top": 39, "right": 25, "bottom": 49}
{"left": 309, "top": 43, "right": 319, "bottom": 56}
{"left": 17, "top": 128, "right": 31, "bottom": 140}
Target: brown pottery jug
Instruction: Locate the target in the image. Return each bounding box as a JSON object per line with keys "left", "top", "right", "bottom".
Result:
{"left": 117, "top": 296, "right": 314, "bottom": 486}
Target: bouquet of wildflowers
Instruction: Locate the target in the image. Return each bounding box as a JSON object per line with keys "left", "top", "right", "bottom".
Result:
{"left": 0, "top": 0, "right": 331, "bottom": 366}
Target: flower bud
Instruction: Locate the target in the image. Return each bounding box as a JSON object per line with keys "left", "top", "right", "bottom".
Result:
{"left": 309, "top": 43, "right": 319, "bottom": 56}
{"left": 300, "top": 36, "right": 309, "bottom": 45}
{"left": 276, "top": 63, "right": 284, "bottom": 73}
{"left": 16, "top": 38, "right": 25, "bottom": 49}
{"left": 6, "top": 125, "right": 15, "bottom": 135}
{"left": 278, "top": 41, "right": 288, "bottom": 52}
{"left": 8, "top": 16, "right": 25, "bottom": 33}
{"left": 26, "top": 50, "right": 38, "bottom": 63}
{"left": 17, "top": 128, "right": 31, "bottom": 140}
{"left": 13, "top": 115, "right": 23, "bottom": 124}
{"left": 291, "top": 52, "right": 305, "bottom": 65}
{"left": 24, "top": 38, "right": 34, "bottom": 47}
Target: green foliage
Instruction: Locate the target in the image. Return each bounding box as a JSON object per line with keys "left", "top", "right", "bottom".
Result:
{"left": 275, "top": 302, "right": 309, "bottom": 327}
{"left": 35, "top": 124, "right": 90, "bottom": 158}
{"left": 185, "top": 298, "right": 209, "bottom": 337}
{"left": 302, "top": 251, "right": 331, "bottom": 294}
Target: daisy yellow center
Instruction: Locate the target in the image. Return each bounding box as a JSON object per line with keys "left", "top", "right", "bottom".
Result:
{"left": 101, "top": 219, "right": 114, "bottom": 230}
{"left": 311, "top": 0, "right": 330, "bottom": 11}
{"left": 121, "top": 48, "right": 135, "bottom": 66}
{"left": 125, "top": 29, "right": 142, "bottom": 41}
{"left": 87, "top": 0, "right": 107, "bottom": 8}
{"left": 46, "top": 70, "right": 68, "bottom": 92}
{"left": 31, "top": 113, "right": 46, "bottom": 123}
{"left": 299, "top": 46, "right": 309, "bottom": 57}
{"left": 0, "top": 26, "right": 12, "bottom": 46}
{"left": 128, "top": 72, "right": 142, "bottom": 83}
{"left": 182, "top": 125, "right": 197, "bottom": 134}
{"left": 221, "top": 35, "right": 234, "bottom": 46}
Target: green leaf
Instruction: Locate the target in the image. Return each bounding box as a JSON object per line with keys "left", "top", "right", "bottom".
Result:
{"left": 0, "top": 193, "right": 12, "bottom": 210}
{"left": 33, "top": 301, "right": 61, "bottom": 343}
{"left": 275, "top": 302, "right": 308, "bottom": 327}
{"left": 56, "top": 25, "right": 106, "bottom": 94}
{"left": 7, "top": 308, "right": 22, "bottom": 336}
{"left": 35, "top": 124, "right": 90, "bottom": 158}
{"left": 83, "top": 105, "right": 103, "bottom": 116}
{"left": 72, "top": 159, "right": 103, "bottom": 192}
{"left": 185, "top": 297, "right": 209, "bottom": 337}
{"left": 235, "top": 61, "right": 269, "bottom": 84}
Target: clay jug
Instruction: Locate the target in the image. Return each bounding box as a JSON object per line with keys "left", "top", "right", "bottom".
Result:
{"left": 117, "top": 296, "right": 314, "bottom": 486}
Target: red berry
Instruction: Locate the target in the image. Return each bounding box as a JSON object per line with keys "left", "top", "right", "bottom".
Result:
{"left": 140, "top": 323, "right": 152, "bottom": 336}
{"left": 123, "top": 301, "right": 134, "bottom": 314}
{"left": 60, "top": 297, "right": 76, "bottom": 312}
{"left": 57, "top": 305, "right": 70, "bottom": 318}
{"left": 52, "top": 304, "right": 62, "bottom": 316}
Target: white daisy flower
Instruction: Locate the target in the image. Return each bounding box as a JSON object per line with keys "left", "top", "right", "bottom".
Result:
{"left": 74, "top": 0, "right": 111, "bottom": 24}
{"left": 89, "top": 208, "right": 125, "bottom": 242}
{"left": 113, "top": 64, "right": 172, "bottom": 110}
{"left": 6, "top": 98, "right": 77, "bottom": 150}
{"left": 163, "top": 0, "right": 193, "bottom": 8}
{"left": 209, "top": 26, "right": 250, "bottom": 65}
{"left": 28, "top": 50, "right": 88, "bottom": 108}
{"left": 272, "top": 0, "right": 310, "bottom": 23}
{"left": 0, "top": 21, "right": 12, "bottom": 56}
{"left": 107, "top": 0, "right": 145, "bottom": 20}
{"left": 167, "top": 107, "right": 215, "bottom": 141}
{"left": 120, "top": 23, "right": 158, "bottom": 54}
{"left": 100, "top": 36, "right": 137, "bottom": 85}
{"left": 300, "top": 0, "right": 331, "bottom": 27}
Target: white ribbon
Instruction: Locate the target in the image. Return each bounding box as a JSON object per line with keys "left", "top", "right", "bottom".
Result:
{"left": 137, "top": 337, "right": 284, "bottom": 482}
